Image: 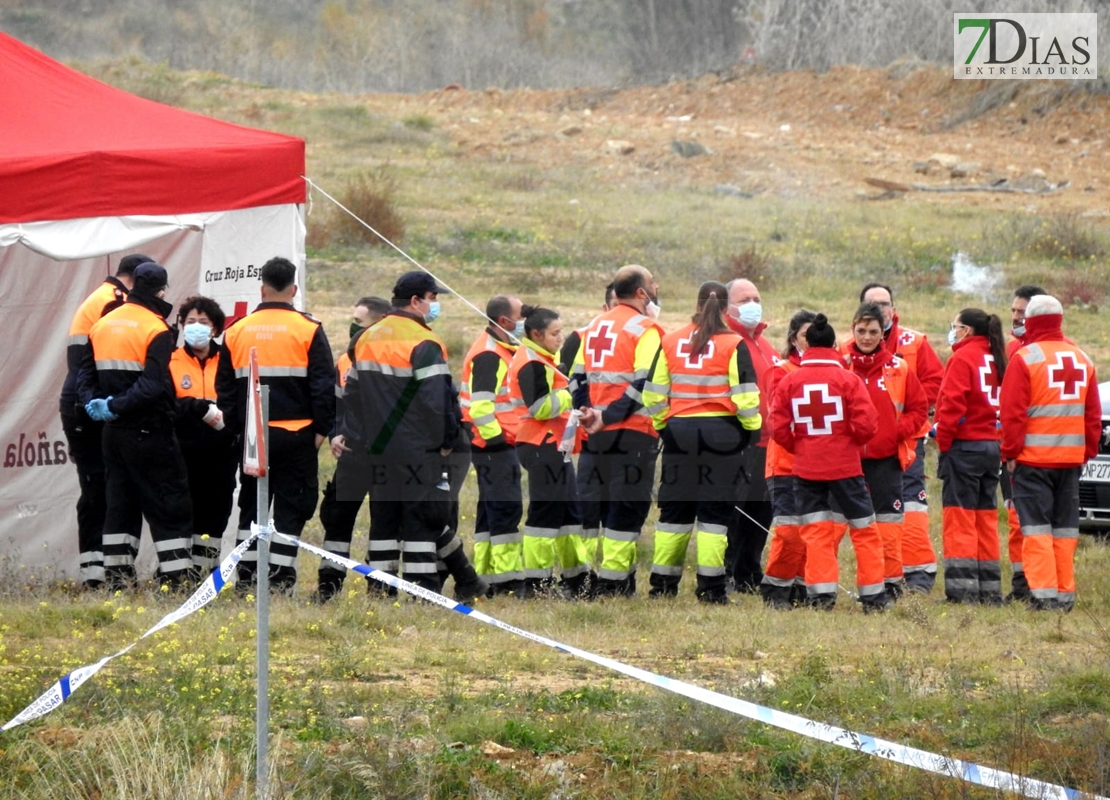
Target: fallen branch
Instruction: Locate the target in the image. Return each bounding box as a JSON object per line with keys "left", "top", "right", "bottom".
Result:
{"left": 864, "top": 176, "right": 1069, "bottom": 196}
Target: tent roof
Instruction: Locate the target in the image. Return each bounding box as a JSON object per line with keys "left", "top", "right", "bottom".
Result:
{"left": 0, "top": 32, "right": 305, "bottom": 224}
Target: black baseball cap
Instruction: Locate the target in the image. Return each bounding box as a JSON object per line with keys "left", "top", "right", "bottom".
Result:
{"left": 392, "top": 271, "right": 449, "bottom": 300}
{"left": 133, "top": 262, "right": 169, "bottom": 293}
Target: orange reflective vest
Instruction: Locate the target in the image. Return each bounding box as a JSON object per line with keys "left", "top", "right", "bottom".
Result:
{"left": 507, "top": 338, "right": 575, "bottom": 448}
{"left": 69, "top": 280, "right": 127, "bottom": 347}
{"left": 1016, "top": 341, "right": 1095, "bottom": 466}
{"left": 349, "top": 312, "right": 453, "bottom": 454}
{"left": 765, "top": 358, "right": 800, "bottom": 478}
{"left": 90, "top": 301, "right": 169, "bottom": 375}
{"left": 223, "top": 305, "right": 326, "bottom": 432}
{"left": 460, "top": 331, "right": 518, "bottom": 447}
{"left": 661, "top": 322, "right": 749, "bottom": 418}
{"left": 336, "top": 352, "right": 353, "bottom": 389}
{"left": 169, "top": 347, "right": 220, "bottom": 401}
{"left": 876, "top": 359, "right": 917, "bottom": 471}
{"left": 577, "top": 304, "right": 664, "bottom": 436}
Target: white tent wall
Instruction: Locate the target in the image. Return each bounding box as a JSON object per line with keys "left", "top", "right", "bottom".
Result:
{"left": 0, "top": 203, "right": 305, "bottom": 581}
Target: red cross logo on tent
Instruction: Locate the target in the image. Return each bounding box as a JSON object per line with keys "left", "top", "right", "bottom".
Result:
{"left": 1047, "top": 351, "right": 1088, "bottom": 400}
{"left": 675, "top": 335, "right": 715, "bottom": 370}
{"left": 225, "top": 301, "right": 249, "bottom": 327}
{"left": 792, "top": 383, "right": 844, "bottom": 435}
{"left": 979, "top": 354, "right": 999, "bottom": 407}
{"left": 584, "top": 320, "right": 617, "bottom": 368}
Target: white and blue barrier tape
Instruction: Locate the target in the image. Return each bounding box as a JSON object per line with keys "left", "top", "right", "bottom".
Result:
{"left": 1, "top": 530, "right": 260, "bottom": 732}
{"left": 3, "top": 528, "right": 1104, "bottom": 800}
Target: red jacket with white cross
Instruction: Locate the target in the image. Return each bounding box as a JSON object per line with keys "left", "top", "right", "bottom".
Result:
{"left": 771, "top": 347, "right": 879, "bottom": 481}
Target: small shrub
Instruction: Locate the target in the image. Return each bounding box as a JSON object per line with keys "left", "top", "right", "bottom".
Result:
{"left": 402, "top": 114, "right": 434, "bottom": 131}
{"left": 1056, "top": 271, "right": 1105, "bottom": 309}
{"left": 722, "top": 245, "right": 773, "bottom": 288}
{"left": 1026, "top": 214, "right": 1106, "bottom": 261}
{"left": 334, "top": 169, "right": 406, "bottom": 247}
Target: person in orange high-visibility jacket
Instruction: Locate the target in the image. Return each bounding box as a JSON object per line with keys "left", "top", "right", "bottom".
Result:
{"left": 339, "top": 271, "right": 487, "bottom": 602}
{"left": 1000, "top": 295, "right": 1101, "bottom": 612}
{"left": 460, "top": 295, "right": 526, "bottom": 596}
{"left": 169, "top": 296, "right": 237, "bottom": 576}
{"left": 856, "top": 282, "right": 944, "bottom": 593}
{"left": 559, "top": 283, "right": 615, "bottom": 544}
{"left": 315, "top": 296, "right": 390, "bottom": 603}
{"left": 760, "top": 309, "right": 815, "bottom": 609}
{"left": 76, "top": 263, "right": 195, "bottom": 591}
{"left": 845, "top": 302, "right": 928, "bottom": 600}
{"left": 507, "top": 306, "right": 594, "bottom": 598}
{"left": 648, "top": 282, "right": 762, "bottom": 604}
{"left": 771, "top": 313, "right": 891, "bottom": 612}
{"left": 935, "top": 308, "right": 1008, "bottom": 604}
{"left": 61, "top": 252, "right": 150, "bottom": 589}
{"left": 1000, "top": 284, "right": 1045, "bottom": 602}
{"left": 216, "top": 257, "right": 336, "bottom": 595}
{"left": 572, "top": 264, "right": 667, "bottom": 597}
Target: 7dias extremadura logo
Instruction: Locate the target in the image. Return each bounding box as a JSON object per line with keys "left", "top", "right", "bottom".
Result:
{"left": 954, "top": 13, "right": 1097, "bottom": 79}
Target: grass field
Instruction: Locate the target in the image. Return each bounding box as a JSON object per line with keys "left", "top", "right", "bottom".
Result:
{"left": 2, "top": 59, "right": 1110, "bottom": 799}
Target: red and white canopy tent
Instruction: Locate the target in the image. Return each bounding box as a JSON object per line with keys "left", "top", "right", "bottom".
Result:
{"left": 0, "top": 32, "right": 306, "bottom": 579}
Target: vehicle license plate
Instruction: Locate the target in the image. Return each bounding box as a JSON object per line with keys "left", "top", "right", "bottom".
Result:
{"left": 1081, "top": 459, "right": 1110, "bottom": 482}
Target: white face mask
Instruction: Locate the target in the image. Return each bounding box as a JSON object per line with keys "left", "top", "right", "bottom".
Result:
{"left": 737, "top": 302, "right": 763, "bottom": 328}
{"left": 183, "top": 322, "right": 212, "bottom": 348}
{"left": 645, "top": 300, "right": 660, "bottom": 320}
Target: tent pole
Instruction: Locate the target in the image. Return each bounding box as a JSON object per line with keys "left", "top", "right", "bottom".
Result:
{"left": 256, "top": 385, "right": 271, "bottom": 800}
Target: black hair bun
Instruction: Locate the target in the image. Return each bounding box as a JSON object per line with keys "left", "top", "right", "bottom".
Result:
{"left": 813, "top": 313, "right": 829, "bottom": 328}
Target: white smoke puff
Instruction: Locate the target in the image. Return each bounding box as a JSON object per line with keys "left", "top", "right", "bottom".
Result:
{"left": 949, "top": 252, "right": 1001, "bottom": 303}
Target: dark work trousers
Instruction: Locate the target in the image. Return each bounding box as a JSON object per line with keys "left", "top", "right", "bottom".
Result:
{"left": 650, "top": 417, "right": 746, "bottom": 601}
{"left": 999, "top": 459, "right": 1028, "bottom": 599}
{"left": 1010, "top": 463, "right": 1080, "bottom": 611}
{"left": 316, "top": 448, "right": 373, "bottom": 600}
{"left": 101, "top": 424, "right": 194, "bottom": 588}
{"left": 366, "top": 453, "right": 449, "bottom": 593}
{"left": 62, "top": 411, "right": 109, "bottom": 587}
{"left": 471, "top": 446, "right": 524, "bottom": 592}
{"left": 576, "top": 445, "right": 608, "bottom": 556}
{"left": 939, "top": 440, "right": 1002, "bottom": 604}
{"left": 236, "top": 426, "right": 320, "bottom": 593}
{"left": 576, "top": 428, "right": 658, "bottom": 594}
{"left": 727, "top": 442, "right": 771, "bottom": 592}
{"left": 517, "top": 441, "right": 590, "bottom": 591}
{"left": 862, "top": 455, "right": 905, "bottom": 594}
{"left": 181, "top": 441, "right": 238, "bottom": 574}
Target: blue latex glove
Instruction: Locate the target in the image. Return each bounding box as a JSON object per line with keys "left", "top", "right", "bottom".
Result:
{"left": 85, "top": 397, "right": 117, "bottom": 422}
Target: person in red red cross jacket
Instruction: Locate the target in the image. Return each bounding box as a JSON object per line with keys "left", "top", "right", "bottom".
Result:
{"left": 723, "top": 278, "right": 779, "bottom": 593}
{"left": 771, "top": 313, "right": 890, "bottom": 613}
{"left": 857, "top": 282, "right": 944, "bottom": 594}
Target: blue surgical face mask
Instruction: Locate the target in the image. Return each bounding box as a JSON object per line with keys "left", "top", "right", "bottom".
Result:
{"left": 424, "top": 300, "right": 441, "bottom": 324}
{"left": 947, "top": 328, "right": 959, "bottom": 346}
{"left": 513, "top": 319, "right": 526, "bottom": 338}
{"left": 737, "top": 302, "right": 763, "bottom": 328}
{"left": 1013, "top": 323, "right": 1026, "bottom": 338}
{"left": 184, "top": 322, "right": 212, "bottom": 348}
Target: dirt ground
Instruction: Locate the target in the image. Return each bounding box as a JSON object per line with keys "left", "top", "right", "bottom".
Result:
{"left": 350, "top": 64, "right": 1109, "bottom": 216}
